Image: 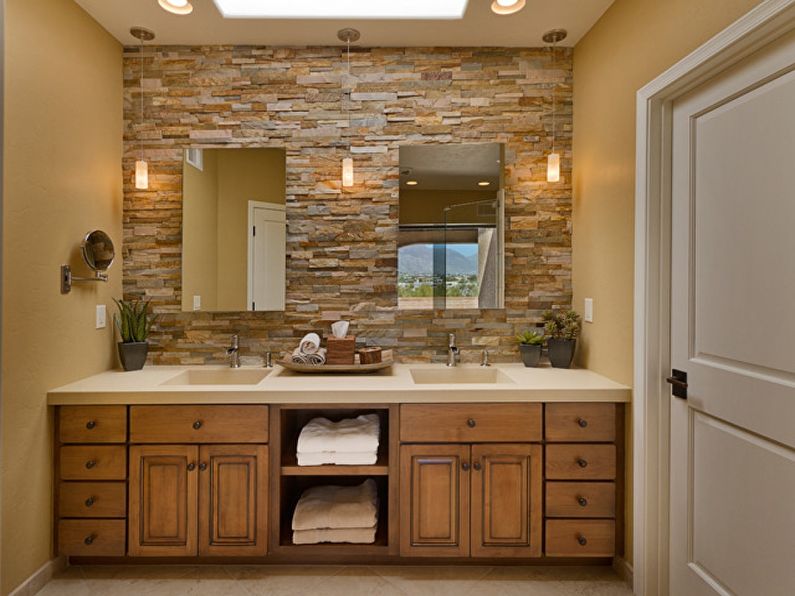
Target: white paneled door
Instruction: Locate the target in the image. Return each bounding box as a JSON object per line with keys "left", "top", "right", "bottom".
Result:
{"left": 669, "top": 29, "right": 795, "bottom": 596}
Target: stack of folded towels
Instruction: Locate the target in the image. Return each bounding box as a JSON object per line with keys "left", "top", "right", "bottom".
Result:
{"left": 292, "top": 479, "right": 378, "bottom": 545}
{"left": 291, "top": 332, "right": 326, "bottom": 365}
{"left": 297, "top": 414, "right": 380, "bottom": 466}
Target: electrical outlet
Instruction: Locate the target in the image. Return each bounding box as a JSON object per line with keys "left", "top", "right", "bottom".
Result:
{"left": 584, "top": 298, "right": 594, "bottom": 323}
{"left": 96, "top": 304, "right": 107, "bottom": 329}
{"left": 193, "top": 295, "right": 201, "bottom": 311}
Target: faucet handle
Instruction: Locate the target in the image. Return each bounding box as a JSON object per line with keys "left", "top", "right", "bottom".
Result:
{"left": 264, "top": 351, "right": 273, "bottom": 368}
{"left": 448, "top": 333, "right": 456, "bottom": 347}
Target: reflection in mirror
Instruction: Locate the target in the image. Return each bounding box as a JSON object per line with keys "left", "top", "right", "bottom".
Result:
{"left": 181, "top": 148, "right": 286, "bottom": 312}
{"left": 398, "top": 143, "right": 504, "bottom": 310}
{"left": 82, "top": 230, "right": 115, "bottom": 272}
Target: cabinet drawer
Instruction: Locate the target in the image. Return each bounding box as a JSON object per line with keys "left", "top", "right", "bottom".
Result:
{"left": 545, "top": 482, "right": 615, "bottom": 518}
{"left": 60, "top": 446, "right": 127, "bottom": 480}
{"left": 59, "top": 406, "right": 127, "bottom": 443}
{"left": 400, "top": 404, "right": 542, "bottom": 443}
{"left": 545, "top": 444, "right": 616, "bottom": 480}
{"left": 58, "top": 520, "right": 126, "bottom": 556}
{"left": 545, "top": 520, "right": 615, "bottom": 557}
{"left": 545, "top": 403, "right": 615, "bottom": 442}
{"left": 59, "top": 482, "right": 126, "bottom": 518}
{"left": 130, "top": 405, "right": 268, "bottom": 443}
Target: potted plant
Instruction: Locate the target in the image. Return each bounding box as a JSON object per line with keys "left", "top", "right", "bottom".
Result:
{"left": 543, "top": 309, "right": 582, "bottom": 368}
{"left": 516, "top": 329, "right": 545, "bottom": 367}
{"left": 113, "top": 298, "right": 156, "bottom": 371}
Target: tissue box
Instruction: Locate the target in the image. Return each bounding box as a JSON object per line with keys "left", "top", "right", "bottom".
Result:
{"left": 326, "top": 336, "right": 356, "bottom": 365}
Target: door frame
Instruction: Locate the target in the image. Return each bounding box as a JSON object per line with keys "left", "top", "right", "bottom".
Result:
{"left": 633, "top": 1, "right": 795, "bottom": 594}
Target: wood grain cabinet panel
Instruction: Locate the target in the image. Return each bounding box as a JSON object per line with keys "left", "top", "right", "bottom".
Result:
{"left": 128, "top": 445, "right": 198, "bottom": 556}
{"left": 58, "top": 520, "right": 126, "bottom": 556}
{"left": 400, "top": 404, "right": 542, "bottom": 443}
{"left": 199, "top": 445, "right": 268, "bottom": 556}
{"left": 545, "top": 403, "right": 615, "bottom": 442}
{"left": 545, "top": 444, "right": 616, "bottom": 480}
{"left": 470, "top": 444, "right": 542, "bottom": 558}
{"left": 400, "top": 444, "right": 470, "bottom": 557}
{"left": 130, "top": 406, "right": 268, "bottom": 443}
{"left": 59, "top": 482, "right": 127, "bottom": 518}
{"left": 59, "top": 406, "right": 127, "bottom": 443}
{"left": 60, "top": 446, "right": 126, "bottom": 481}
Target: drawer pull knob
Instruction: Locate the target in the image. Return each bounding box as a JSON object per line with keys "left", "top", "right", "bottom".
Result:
{"left": 577, "top": 496, "right": 588, "bottom": 507}
{"left": 467, "top": 418, "right": 476, "bottom": 428}
{"left": 576, "top": 458, "right": 588, "bottom": 468}
{"left": 84, "top": 534, "right": 96, "bottom": 546}
{"left": 462, "top": 462, "right": 470, "bottom": 471}
{"left": 187, "top": 462, "right": 196, "bottom": 471}
{"left": 473, "top": 461, "right": 482, "bottom": 471}
{"left": 192, "top": 420, "right": 203, "bottom": 430}
{"left": 577, "top": 417, "right": 588, "bottom": 428}
{"left": 85, "top": 460, "right": 97, "bottom": 470}
{"left": 199, "top": 462, "right": 207, "bottom": 471}
{"left": 86, "top": 420, "right": 97, "bottom": 430}
{"left": 85, "top": 496, "right": 96, "bottom": 508}
{"left": 577, "top": 534, "right": 588, "bottom": 546}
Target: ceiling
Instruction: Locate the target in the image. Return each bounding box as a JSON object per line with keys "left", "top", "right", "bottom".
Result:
{"left": 400, "top": 143, "right": 501, "bottom": 191}
{"left": 75, "top": 0, "right": 614, "bottom": 47}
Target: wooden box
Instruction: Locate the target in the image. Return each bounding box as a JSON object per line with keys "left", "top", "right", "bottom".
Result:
{"left": 326, "top": 336, "right": 355, "bottom": 365}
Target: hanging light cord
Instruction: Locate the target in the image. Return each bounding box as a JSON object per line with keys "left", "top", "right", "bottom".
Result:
{"left": 346, "top": 37, "right": 351, "bottom": 144}
{"left": 140, "top": 37, "right": 145, "bottom": 161}
{"left": 551, "top": 40, "right": 556, "bottom": 155}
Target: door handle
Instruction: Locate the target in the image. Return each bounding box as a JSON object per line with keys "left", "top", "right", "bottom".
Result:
{"left": 666, "top": 369, "right": 688, "bottom": 399}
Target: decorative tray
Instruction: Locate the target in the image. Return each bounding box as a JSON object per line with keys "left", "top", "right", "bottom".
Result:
{"left": 277, "top": 352, "right": 394, "bottom": 374}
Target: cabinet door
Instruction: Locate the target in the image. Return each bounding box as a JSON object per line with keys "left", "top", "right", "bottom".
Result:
{"left": 199, "top": 445, "right": 268, "bottom": 556}
{"left": 470, "top": 443, "right": 542, "bottom": 557}
{"left": 400, "top": 444, "right": 470, "bottom": 557}
{"left": 128, "top": 445, "right": 198, "bottom": 556}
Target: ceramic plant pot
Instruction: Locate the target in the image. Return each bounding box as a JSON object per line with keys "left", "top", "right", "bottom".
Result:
{"left": 519, "top": 344, "right": 542, "bottom": 367}
{"left": 547, "top": 338, "right": 576, "bottom": 369}
{"left": 118, "top": 341, "right": 148, "bottom": 371}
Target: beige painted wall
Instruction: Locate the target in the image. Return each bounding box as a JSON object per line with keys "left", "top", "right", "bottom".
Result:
{"left": 572, "top": 0, "right": 762, "bottom": 566}
{"left": 1, "top": 0, "right": 122, "bottom": 592}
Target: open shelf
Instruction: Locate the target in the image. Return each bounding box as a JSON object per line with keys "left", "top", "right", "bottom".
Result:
{"left": 281, "top": 452, "right": 390, "bottom": 476}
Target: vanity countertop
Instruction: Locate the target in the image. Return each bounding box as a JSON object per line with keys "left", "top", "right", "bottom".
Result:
{"left": 47, "top": 363, "right": 630, "bottom": 405}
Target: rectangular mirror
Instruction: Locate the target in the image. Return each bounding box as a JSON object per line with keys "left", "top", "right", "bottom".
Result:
{"left": 398, "top": 143, "right": 504, "bottom": 310}
{"left": 181, "top": 148, "right": 286, "bottom": 312}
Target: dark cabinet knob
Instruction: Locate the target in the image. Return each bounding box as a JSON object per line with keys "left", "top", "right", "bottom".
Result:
{"left": 462, "top": 462, "right": 470, "bottom": 471}
{"left": 577, "top": 417, "right": 588, "bottom": 428}
{"left": 576, "top": 458, "right": 588, "bottom": 468}
{"left": 473, "top": 461, "right": 482, "bottom": 471}
{"left": 187, "top": 462, "right": 196, "bottom": 471}
{"left": 85, "top": 496, "right": 96, "bottom": 508}
{"left": 192, "top": 420, "right": 203, "bottom": 430}
{"left": 577, "top": 534, "right": 588, "bottom": 546}
{"left": 85, "top": 460, "right": 97, "bottom": 469}
{"left": 577, "top": 496, "right": 588, "bottom": 507}
{"left": 84, "top": 534, "right": 96, "bottom": 545}
{"left": 199, "top": 462, "right": 207, "bottom": 471}
{"left": 86, "top": 420, "right": 97, "bottom": 430}
{"left": 467, "top": 418, "right": 476, "bottom": 428}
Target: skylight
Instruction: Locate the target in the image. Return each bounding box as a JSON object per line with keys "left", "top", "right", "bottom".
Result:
{"left": 212, "top": 0, "right": 469, "bottom": 20}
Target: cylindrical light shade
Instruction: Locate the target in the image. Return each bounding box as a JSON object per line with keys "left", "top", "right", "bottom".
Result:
{"left": 342, "top": 157, "right": 354, "bottom": 187}
{"left": 547, "top": 152, "right": 560, "bottom": 183}
{"left": 135, "top": 160, "right": 149, "bottom": 190}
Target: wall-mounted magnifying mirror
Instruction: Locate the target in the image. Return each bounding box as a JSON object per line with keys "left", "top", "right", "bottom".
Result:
{"left": 61, "top": 230, "right": 115, "bottom": 294}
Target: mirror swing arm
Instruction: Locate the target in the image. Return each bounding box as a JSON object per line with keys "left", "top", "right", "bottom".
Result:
{"left": 60, "top": 265, "right": 109, "bottom": 294}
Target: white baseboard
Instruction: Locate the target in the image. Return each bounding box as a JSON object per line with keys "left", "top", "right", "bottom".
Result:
{"left": 8, "top": 556, "right": 66, "bottom": 596}
{"left": 613, "top": 556, "right": 634, "bottom": 590}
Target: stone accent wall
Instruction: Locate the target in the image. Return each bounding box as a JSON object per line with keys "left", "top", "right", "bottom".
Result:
{"left": 122, "top": 46, "right": 573, "bottom": 364}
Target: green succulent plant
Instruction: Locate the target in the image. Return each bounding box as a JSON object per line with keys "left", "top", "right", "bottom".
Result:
{"left": 516, "top": 329, "right": 545, "bottom": 345}
{"left": 542, "top": 309, "right": 582, "bottom": 341}
{"left": 113, "top": 298, "right": 156, "bottom": 343}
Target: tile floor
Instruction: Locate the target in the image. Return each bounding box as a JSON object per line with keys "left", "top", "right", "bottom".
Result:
{"left": 38, "top": 564, "right": 633, "bottom": 595}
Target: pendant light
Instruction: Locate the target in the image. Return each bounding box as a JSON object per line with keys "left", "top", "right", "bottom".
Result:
{"left": 131, "top": 27, "right": 155, "bottom": 190}
{"left": 543, "top": 29, "right": 567, "bottom": 183}
{"left": 338, "top": 28, "right": 360, "bottom": 188}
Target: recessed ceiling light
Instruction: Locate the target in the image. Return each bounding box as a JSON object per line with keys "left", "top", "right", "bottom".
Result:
{"left": 406, "top": 180, "right": 419, "bottom": 186}
{"left": 159, "top": 0, "right": 194, "bottom": 15}
{"left": 490, "top": 0, "right": 525, "bottom": 16}
{"left": 478, "top": 181, "right": 491, "bottom": 186}
{"left": 213, "top": 0, "right": 468, "bottom": 19}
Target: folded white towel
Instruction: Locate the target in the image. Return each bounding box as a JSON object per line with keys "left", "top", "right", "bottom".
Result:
{"left": 299, "top": 332, "right": 321, "bottom": 355}
{"left": 297, "top": 451, "right": 378, "bottom": 467}
{"left": 293, "top": 525, "right": 377, "bottom": 545}
{"left": 291, "top": 347, "right": 326, "bottom": 365}
{"left": 297, "top": 414, "right": 380, "bottom": 454}
{"left": 292, "top": 479, "right": 378, "bottom": 531}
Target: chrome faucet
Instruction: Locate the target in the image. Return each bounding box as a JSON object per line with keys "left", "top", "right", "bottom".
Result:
{"left": 480, "top": 349, "right": 491, "bottom": 367}
{"left": 227, "top": 334, "right": 241, "bottom": 368}
{"left": 447, "top": 333, "right": 460, "bottom": 367}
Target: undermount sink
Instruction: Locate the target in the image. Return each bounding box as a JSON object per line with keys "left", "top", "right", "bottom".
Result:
{"left": 161, "top": 368, "right": 271, "bottom": 386}
{"left": 410, "top": 368, "right": 514, "bottom": 385}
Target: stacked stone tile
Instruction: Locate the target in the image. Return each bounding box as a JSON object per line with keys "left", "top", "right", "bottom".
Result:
{"left": 122, "top": 46, "right": 573, "bottom": 364}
